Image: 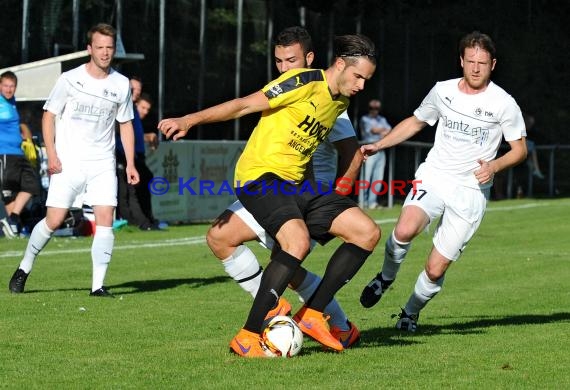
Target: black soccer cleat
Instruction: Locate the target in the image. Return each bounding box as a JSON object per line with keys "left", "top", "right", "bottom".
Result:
{"left": 394, "top": 308, "right": 418, "bottom": 332}
{"left": 9, "top": 268, "right": 29, "bottom": 293}
{"left": 360, "top": 272, "right": 393, "bottom": 308}
{"left": 89, "top": 287, "right": 115, "bottom": 298}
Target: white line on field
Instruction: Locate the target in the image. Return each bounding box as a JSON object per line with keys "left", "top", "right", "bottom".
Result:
{"left": 0, "top": 236, "right": 205, "bottom": 259}
{"left": 0, "top": 201, "right": 554, "bottom": 260}
{"left": 486, "top": 202, "right": 550, "bottom": 211}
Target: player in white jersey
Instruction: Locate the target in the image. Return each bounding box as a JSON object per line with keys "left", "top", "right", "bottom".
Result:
{"left": 359, "top": 31, "right": 527, "bottom": 331}
{"left": 9, "top": 23, "right": 139, "bottom": 297}
{"left": 206, "top": 27, "right": 362, "bottom": 348}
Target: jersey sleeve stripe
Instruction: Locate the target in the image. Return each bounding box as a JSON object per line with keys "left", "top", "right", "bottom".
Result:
{"left": 264, "top": 70, "right": 324, "bottom": 99}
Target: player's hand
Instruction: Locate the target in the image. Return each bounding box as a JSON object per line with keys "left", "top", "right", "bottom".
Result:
{"left": 47, "top": 153, "right": 62, "bottom": 175}
{"left": 157, "top": 117, "right": 190, "bottom": 141}
{"left": 474, "top": 159, "right": 495, "bottom": 184}
{"left": 360, "top": 143, "right": 379, "bottom": 161}
{"left": 126, "top": 165, "right": 140, "bottom": 185}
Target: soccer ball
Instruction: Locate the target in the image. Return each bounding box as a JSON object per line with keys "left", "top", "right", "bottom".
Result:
{"left": 262, "top": 315, "right": 303, "bottom": 357}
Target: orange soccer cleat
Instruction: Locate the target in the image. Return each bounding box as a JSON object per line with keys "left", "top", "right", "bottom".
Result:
{"left": 293, "top": 306, "right": 343, "bottom": 352}
{"left": 265, "top": 297, "right": 292, "bottom": 320}
{"left": 229, "top": 328, "right": 272, "bottom": 358}
{"left": 330, "top": 320, "right": 361, "bottom": 348}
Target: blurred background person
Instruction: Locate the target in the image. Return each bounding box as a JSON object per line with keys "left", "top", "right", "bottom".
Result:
{"left": 359, "top": 99, "right": 391, "bottom": 209}
{"left": 0, "top": 71, "right": 40, "bottom": 238}
{"left": 116, "top": 79, "right": 161, "bottom": 230}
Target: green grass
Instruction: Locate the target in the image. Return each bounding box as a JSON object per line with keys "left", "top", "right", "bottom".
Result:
{"left": 1, "top": 198, "right": 569, "bottom": 389}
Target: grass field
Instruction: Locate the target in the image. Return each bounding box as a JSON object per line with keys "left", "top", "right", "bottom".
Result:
{"left": 1, "top": 198, "right": 569, "bottom": 389}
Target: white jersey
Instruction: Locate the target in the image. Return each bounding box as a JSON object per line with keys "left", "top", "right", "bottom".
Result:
{"left": 414, "top": 78, "right": 525, "bottom": 189}
{"left": 43, "top": 64, "right": 133, "bottom": 163}
{"left": 312, "top": 110, "right": 355, "bottom": 183}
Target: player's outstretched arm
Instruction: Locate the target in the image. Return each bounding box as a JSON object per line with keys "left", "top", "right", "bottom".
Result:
{"left": 361, "top": 115, "right": 426, "bottom": 159}
{"left": 335, "top": 136, "right": 363, "bottom": 183}
{"left": 158, "top": 91, "right": 270, "bottom": 141}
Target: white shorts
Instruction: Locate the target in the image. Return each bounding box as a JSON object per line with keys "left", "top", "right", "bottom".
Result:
{"left": 403, "top": 168, "right": 489, "bottom": 261}
{"left": 226, "top": 200, "right": 317, "bottom": 251}
{"left": 46, "top": 159, "right": 117, "bottom": 208}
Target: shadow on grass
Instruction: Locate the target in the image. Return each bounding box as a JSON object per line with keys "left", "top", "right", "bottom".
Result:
{"left": 20, "top": 276, "right": 230, "bottom": 295}
{"left": 108, "top": 275, "right": 230, "bottom": 294}
{"left": 358, "top": 312, "right": 570, "bottom": 347}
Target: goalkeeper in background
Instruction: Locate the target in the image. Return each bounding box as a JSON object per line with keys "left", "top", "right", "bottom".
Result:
{"left": 0, "top": 71, "right": 40, "bottom": 238}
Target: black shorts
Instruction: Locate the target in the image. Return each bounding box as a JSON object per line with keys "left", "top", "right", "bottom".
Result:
{"left": 236, "top": 173, "right": 357, "bottom": 245}
{"left": 0, "top": 154, "right": 40, "bottom": 201}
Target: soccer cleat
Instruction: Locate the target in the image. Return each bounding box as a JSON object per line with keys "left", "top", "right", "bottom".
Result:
{"left": 9, "top": 268, "right": 29, "bottom": 293}
{"left": 264, "top": 297, "right": 292, "bottom": 320}
{"left": 293, "top": 306, "right": 343, "bottom": 351}
{"left": 394, "top": 309, "right": 418, "bottom": 332}
{"left": 360, "top": 272, "right": 393, "bottom": 308}
{"left": 1, "top": 218, "right": 17, "bottom": 239}
{"left": 230, "top": 328, "right": 272, "bottom": 358}
{"left": 330, "top": 320, "right": 361, "bottom": 348}
{"left": 89, "top": 287, "right": 115, "bottom": 297}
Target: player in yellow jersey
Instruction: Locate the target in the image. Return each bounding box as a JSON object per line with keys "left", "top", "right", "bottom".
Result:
{"left": 207, "top": 27, "right": 362, "bottom": 349}
{"left": 158, "top": 34, "right": 380, "bottom": 357}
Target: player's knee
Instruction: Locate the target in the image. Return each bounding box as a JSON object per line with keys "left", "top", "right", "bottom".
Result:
{"left": 292, "top": 238, "right": 311, "bottom": 259}
{"left": 393, "top": 223, "right": 418, "bottom": 243}
{"left": 424, "top": 264, "right": 446, "bottom": 282}
{"left": 280, "top": 236, "right": 310, "bottom": 259}
{"left": 353, "top": 220, "right": 381, "bottom": 250}
{"left": 206, "top": 226, "right": 231, "bottom": 259}
{"left": 45, "top": 217, "right": 63, "bottom": 231}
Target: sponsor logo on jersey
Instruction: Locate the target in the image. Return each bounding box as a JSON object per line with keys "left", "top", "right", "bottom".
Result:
{"left": 441, "top": 115, "right": 489, "bottom": 145}
{"left": 297, "top": 114, "right": 330, "bottom": 142}
{"left": 266, "top": 83, "right": 284, "bottom": 98}
{"left": 102, "top": 88, "right": 119, "bottom": 99}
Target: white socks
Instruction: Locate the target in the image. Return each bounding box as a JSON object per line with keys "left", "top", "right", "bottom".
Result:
{"left": 91, "top": 226, "right": 114, "bottom": 291}
{"left": 19, "top": 218, "right": 53, "bottom": 273}
{"left": 293, "top": 271, "right": 349, "bottom": 331}
{"left": 20, "top": 220, "right": 114, "bottom": 292}
{"left": 381, "top": 231, "right": 411, "bottom": 281}
{"left": 404, "top": 270, "right": 444, "bottom": 315}
{"left": 222, "top": 245, "right": 262, "bottom": 298}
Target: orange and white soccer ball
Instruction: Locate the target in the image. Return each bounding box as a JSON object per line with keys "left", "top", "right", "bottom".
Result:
{"left": 262, "top": 315, "right": 303, "bottom": 357}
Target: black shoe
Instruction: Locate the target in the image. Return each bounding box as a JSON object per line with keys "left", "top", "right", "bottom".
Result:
{"left": 360, "top": 272, "right": 393, "bottom": 308}
{"left": 393, "top": 308, "right": 419, "bottom": 332}
{"left": 89, "top": 287, "right": 115, "bottom": 297}
{"left": 9, "top": 268, "right": 29, "bottom": 293}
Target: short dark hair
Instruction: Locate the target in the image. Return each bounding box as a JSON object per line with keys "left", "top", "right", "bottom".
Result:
{"left": 333, "top": 34, "right": 377, "bottom": 66}
{"left": 274, "top": 26, "right": 313, "bottom": 57}
{"left": 0, "top": 70, "right": 18, "bottom": 85}
{"left": 138, "top": 92, "right": 153, "bottom": 106}
{"left": 87, "top": 23, "right": 116, "bottom": 45}
{"left": 459, "top": 31, "right": 496, "bottom": 60}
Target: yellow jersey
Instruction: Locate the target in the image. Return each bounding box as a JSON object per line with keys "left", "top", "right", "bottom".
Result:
{"left": 234, "top": 68, "right": 349, "bottom": 186}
